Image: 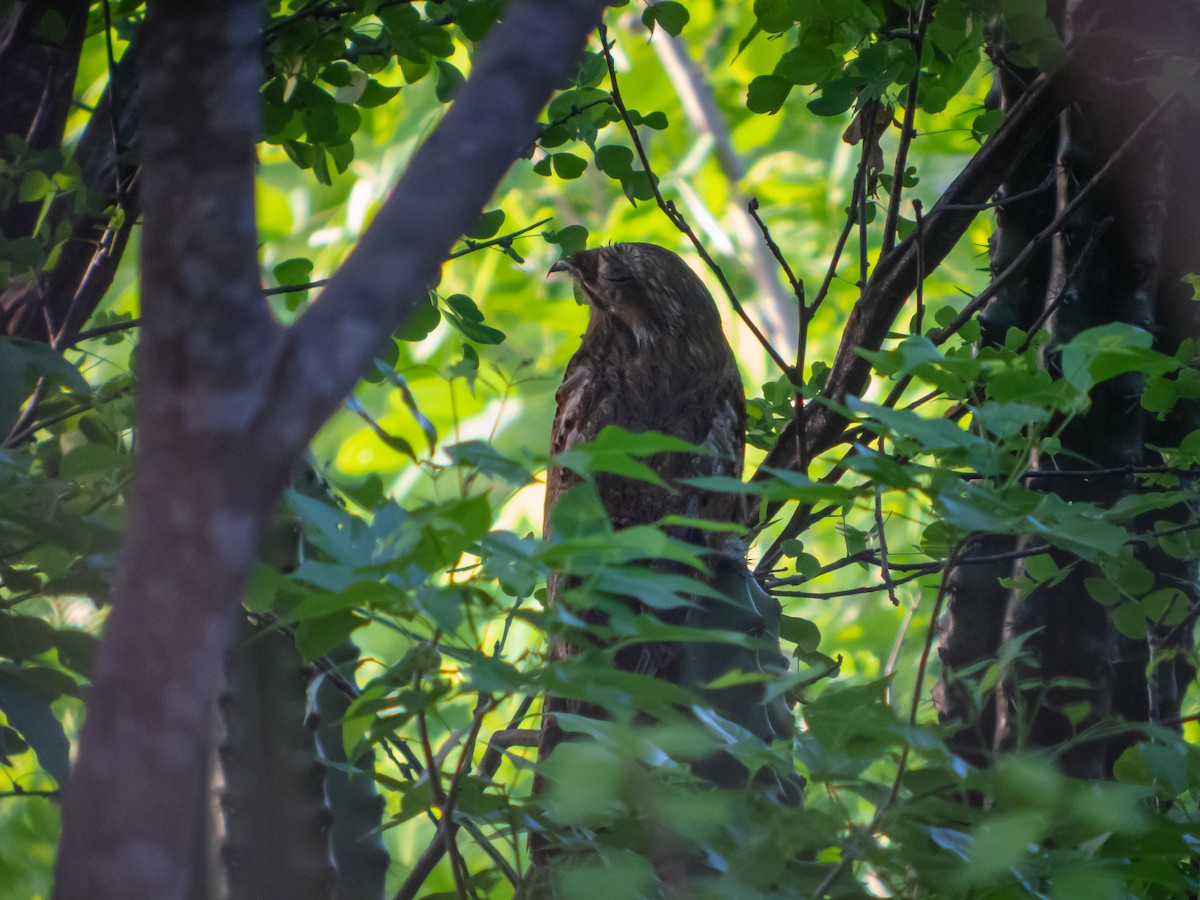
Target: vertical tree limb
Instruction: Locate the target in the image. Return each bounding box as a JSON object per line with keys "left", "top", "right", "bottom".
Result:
{"left": 54, "top": 1, "right": 608, "bottom": 897}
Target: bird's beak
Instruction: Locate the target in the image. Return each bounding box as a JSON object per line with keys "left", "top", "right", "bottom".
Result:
{"left": 548, "top": 256, "right": 576, "bottom": 277}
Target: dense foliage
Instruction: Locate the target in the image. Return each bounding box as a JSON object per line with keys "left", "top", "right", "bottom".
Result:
{"left": 1, "top": 1, "right": 1198, "bottom": 897}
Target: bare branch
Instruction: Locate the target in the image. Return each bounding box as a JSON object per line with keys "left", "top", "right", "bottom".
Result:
{"left": 598, "top": 24, "right": 794, "bottom": 379}
{"left": 879, "top": 0, "right": 935, "bottom": 256}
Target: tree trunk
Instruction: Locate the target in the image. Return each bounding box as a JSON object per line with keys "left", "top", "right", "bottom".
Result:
{"left": 934, "top": 0, "right": 1200, "bottom": 777}
{"left": 51, "top": 1, "right": 607, "bottom": 895}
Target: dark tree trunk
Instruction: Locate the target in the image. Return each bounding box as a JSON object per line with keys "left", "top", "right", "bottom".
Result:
{"left": 934, "top": 0, "right": 1200, "bottom": 778}
{"left": 50, "top": 1, "right": 608, "bottom": 895}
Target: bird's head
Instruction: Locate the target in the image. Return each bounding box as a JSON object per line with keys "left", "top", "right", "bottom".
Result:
{"left": 549, "top": 242, "right": 723, "bottom": 342}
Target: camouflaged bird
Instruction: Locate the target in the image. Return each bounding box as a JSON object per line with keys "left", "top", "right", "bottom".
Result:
{"left": 532, "top": 243, "right": 802, "bottom": 880}
{"left": 538, "top": 243, "right": 747, "bottom": 758}
{"left": 544, "top": 242, "right": 745, "bottom": 543}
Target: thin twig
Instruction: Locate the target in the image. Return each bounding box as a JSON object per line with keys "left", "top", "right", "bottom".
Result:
{"left": 765, "top": 541, "right": 1051, "bottom": 589}
{"left": 879, "top": 0, "right": 935, "bottom": 256}
{"left": 266, "top": 217, "right": 556, "bottom": 298}
{"left": 1016, "top": 219, "right": 1108, "bottom": 353}
{"left": 440, "top": 695, "right": 500, "bottom": 891}
{"left": 771, "top": 568, "right": 928, "bottom": 599}
{"left": 393, "top": 695, "right": 536, "bottom": 900}
{"left": 262, "top": 279, "right": 329, "bottom": 297}
{"left": 856, "top": 116, "right": 872, "bottom": 291}
{"left": 746, "top": 198, "right": 805, "bottom": 305}
{"left": 747, "top": 196, "right": 810, "bottom": 472}
{"left": 2, "top": 378, "right": 48, "bottom": 448}
{"left": 809, "top": 167, "right": 865, "bottom": 316}
{"left": 938, "top": 169, "right": 1057, "bottom": 211}
{"left": 912, "top": 199, "right": 925, "bottom": 333}
{"left": 415, "top": 699, "right": 469, "bottom": 899}
{"left": 70, "top": 317, "right": 142, "bottom": 344}
{"left": 873, "top": 478, "right": 900, "bottom": 607}
{"left": 809, "top": 544, "right": 960, "bottom": 899}
{"left": 598, "top": 24, "right": 792, "bottom": 378}
{"left": 448, "top": 216, "right": 554, "bottom": 259}
{"left": 526, "top": 98, "right": 614, "bottom": 156}
{"left": 0, "top": 788, "right": 60, "bottom": 799}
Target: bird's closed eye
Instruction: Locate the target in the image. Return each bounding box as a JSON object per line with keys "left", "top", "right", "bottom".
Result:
{"left": 600, "top": 271, "right": 631, "bottom": 283}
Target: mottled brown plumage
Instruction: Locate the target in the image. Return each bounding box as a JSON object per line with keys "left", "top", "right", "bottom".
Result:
{"left": 543, "top": 242, "right": 745, "bottom": 547}
{"left": 537, "top": 243, "right": 747, "bottom": 790}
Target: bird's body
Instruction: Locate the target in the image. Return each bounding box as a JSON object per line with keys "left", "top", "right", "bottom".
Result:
{"left": 543, "top": 242, "right": 745, "bottom": 550}
{"left": 539, "top": 243, "right": 747, "bottom": 759}
{"left": 532, "top": 243, "right": 799, "bottom": 877}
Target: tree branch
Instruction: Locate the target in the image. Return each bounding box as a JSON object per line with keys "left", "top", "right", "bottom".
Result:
{"left": 54, "top": 2, "right": 608, "bottom": 897}
{"left": 598, "top": 24, "right": 793, "bottom": 379}
{"left": 748, "top": 62, "right": 1071, "bottom": 509}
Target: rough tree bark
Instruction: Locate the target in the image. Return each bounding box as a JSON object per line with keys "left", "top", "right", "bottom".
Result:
{"left": 935, "top": 0, "right": 1200, "bottom": 776}
{"left": 51, "top": 1, "right": 607, "bottom": 897}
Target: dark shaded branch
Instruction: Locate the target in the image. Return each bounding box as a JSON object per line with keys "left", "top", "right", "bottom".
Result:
{"left": 2, "top": 35, "right": 141, "bottom": 347}
{"left": 0, "top": 0, "right": 89, "bottom": 239}
{"left": 749, "top": 58, "right": 1075, "bottom": 514}
{"left": 879, "top": 0, "right": 935, "bottom": 256}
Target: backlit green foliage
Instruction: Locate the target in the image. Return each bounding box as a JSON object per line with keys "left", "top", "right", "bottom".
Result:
{"left": 1, "top": 1, "right": 1197, "bottom": 898}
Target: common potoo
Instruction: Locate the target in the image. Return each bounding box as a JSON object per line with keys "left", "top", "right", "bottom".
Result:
{"left": 544, "top": 242, "right": 745, "bottom": 601}
{"left": 538, "top": 242, "right": 747, "bottom": 764}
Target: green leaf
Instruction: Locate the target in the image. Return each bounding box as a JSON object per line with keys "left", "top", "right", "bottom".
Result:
{"left": 296, "top": 610, "right": 367, "bottom": 661}
{"left": 641, "top": 1, "right": 689, "bottom": 36}
{"left": 445, "top": 294, "right": 484, "bottom": 324}
{"left": 808, "top": 83, "right": 856, "bottom": 117}
{"left": 554, "top": 426, "right": 707, "bottom": 490}
{"left": 747, "top": 75, "right": 792, "bottom": 114}
{"left": 551, "top": 152, "right": 588, "bottom": 179}
{"left": 434, "top": 60, "right": 465, "bottom": 102}
{"left": 549, "top": 483, "right": 613, "bottom": 540}
{"left": 1, "top": 337, "right": 90, "bottom": 394}
{"left": 1059, "top": 323, "right": 1178, "bottom": 394}
{"left": 546, "top": 224, "right": 589, "bottom": 255}
{"left": 595, "top": 144, "right": 634, "bottom": 178}
{"left": 638, "top": 110, "right": 669, "bottom": 130}
{"left": 18, "top": 170, "right": 53, "bottom": 203}
{"left": 442, "top": 294, "right": 505, "bottom": 344}
{"left": 356, "top": 79, "right": 401, "bottom": 108}
{"left": 445, "top": 441, "right": 535, "bottom": 486}
{"left": 1109, "top": 602, "right": 1147, "bottom": 639}
{"left": 448, "top": 343, "right": 479, "bottom": 387}
{"left": 397, "top": 296, "right": 441, "bottom": 341}
{"left": 466, "top": 209, "right": 505, "bottom": 239}
{"left": 776, "top": 45, "right": 834, "bottom": 86}
{"left": 457, "top": 0, "right": 502, "bottom": 41}
{"left": 0, "top": 664, "right": 70, "bottom": 784}
{"left": 754, "top": 0, "right": 798, "bottom": 33}
{"left": 972, "top": 108, "right": 1005, "bottom": 139}
{"left": 442, "top": 305, "right": 505, "bottom": 345}
{"left": 35, "top": 10, "right": 67, "bottom": 43}
{"left": 272, "top": 257, "right": 314, "bottom": 306}
{"left": 779, "top": 615, "right": 821, "bottom": 652}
